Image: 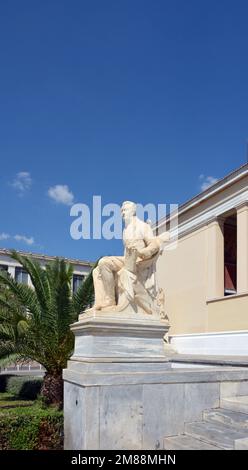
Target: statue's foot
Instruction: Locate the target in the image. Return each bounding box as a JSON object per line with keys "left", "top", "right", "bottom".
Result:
{"left": 79, "top": 302, "right": 117, "bottom": 320}
{"left": 80, "top": 306, "right": 95, "bottom": 316}
{"left": 100, "top": 303, "right": 116, "bottom": 309}
{"left": 94, "top": 301, "right": 116, "bottom": 310}
{"left": 94, "top": 304, "right": 103, "bottom": 310}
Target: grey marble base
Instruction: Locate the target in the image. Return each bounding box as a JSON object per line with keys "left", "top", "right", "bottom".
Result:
{"left": 70, "top": 312, "right": 172, "bottom": 360}
{"left": 64, "top": 364, "right": 248, "bottom": 449}
{"left": 63, "top": 312, "right": 248, "bottom": 450}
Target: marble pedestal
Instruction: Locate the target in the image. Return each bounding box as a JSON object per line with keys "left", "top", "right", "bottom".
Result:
{"left": 64, "top": 313, "right": 248, "bottom": 450}
{"left": 63, "top": 311, "right": 173, "bottom": 449}
{"left": 71, "top": 312, "right": 171, "bottom": 362}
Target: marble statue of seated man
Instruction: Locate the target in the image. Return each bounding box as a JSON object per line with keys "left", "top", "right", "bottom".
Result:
{"left": 91, "top": 201, "right": 168, "bottom": 317}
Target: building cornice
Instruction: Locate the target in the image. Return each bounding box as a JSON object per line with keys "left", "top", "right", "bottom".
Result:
{"left": 155, "top": 163, "right": 248, "bottom": 232}
{"left": 163, "top": 188, "right": 248, "bottom": 241}
{"left": 0, "top": 247, "right": 94, "bottom": 267}
{"left": 236, "top": 201, "right": 248, "bottom": 213}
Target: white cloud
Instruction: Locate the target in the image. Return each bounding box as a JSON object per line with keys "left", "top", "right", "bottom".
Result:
{"left": 0, "top": 233, "right": 10, "bottom": 241}
{"left": 11, "top": 171, "right": 32, "bottom": 194}
{"left": 14, "top": 235, "right": 34, "bottom": 245}
{"left": 0, "top": 233, "right": 35, "bottom": 246}
{"left": 48, "top": 184, "right": 74, "bottom": 206}
{"left": 199, "top": 174, "right": 218, "bottom": 191}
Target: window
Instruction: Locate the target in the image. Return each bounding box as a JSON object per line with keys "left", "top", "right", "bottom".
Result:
{"left": 0, "top": 264, "right": 8, "bottom": 272}
{"left": 15, "top": 267, "right": 28, "bottom": 284}
{"left": 73, "top": 274, "right": 84, "bottom": 293}
{"left": 224, "top": 215, "right": 237, "bottom": 296}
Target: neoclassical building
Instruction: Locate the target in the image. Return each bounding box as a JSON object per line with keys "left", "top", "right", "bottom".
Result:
{"left": 156, "top": 163, "right": 248, "bottom": 356}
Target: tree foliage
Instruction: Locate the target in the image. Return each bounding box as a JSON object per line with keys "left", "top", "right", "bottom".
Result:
{"left": 0, "top": 251, "right": 94, "bottom": 405}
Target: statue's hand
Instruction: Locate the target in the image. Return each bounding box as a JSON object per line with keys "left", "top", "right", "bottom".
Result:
{"left": 125, "top": 246, "right": 138, "bottom": 273}
{"left": 126, "top": 244, "right": 137, "bottom": 255}
{"left": 137, "top": 249, "right": 146, "bottom": 260}
{"left": 130, "top": 246, "right": 138, "bottom": 254}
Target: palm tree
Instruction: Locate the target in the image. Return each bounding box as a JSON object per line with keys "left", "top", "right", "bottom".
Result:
{"left": 0, "top": 251, "right": 94, "bottom": 407}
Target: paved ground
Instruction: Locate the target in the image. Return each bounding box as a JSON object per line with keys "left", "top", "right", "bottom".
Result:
{"left": 0, "top": 369, "right": 44, "bottom": 376}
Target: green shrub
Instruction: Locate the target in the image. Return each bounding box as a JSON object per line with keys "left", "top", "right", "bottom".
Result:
{"left": 18, "top": 379, "right": 42, "bottom": 400}
{"left": 0, "top": 403, "right": 63, "bottom": 450}
{"left": 0, "top": 375, "right": 42, "bottom": 400}
{"left": 0, "top": 374, "right": 9, "bottom": 392}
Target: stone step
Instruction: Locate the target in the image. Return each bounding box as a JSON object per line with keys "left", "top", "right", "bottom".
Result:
{"left": 220, "top": 396, "right": 248, "bottom": 414}
{"left": 185, "top": 421, "right": 248, "bottom": 449}
{"left": 163, "top": 435, "right": 221, "bottom": 450}
{"left": 204, "top": 408, "right": 248, "bottom": 430}
{"left": 235, "top": 438, "right": 248, "bottom": 450}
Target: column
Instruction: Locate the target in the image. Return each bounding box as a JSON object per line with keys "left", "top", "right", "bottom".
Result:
{"left": 207, "top": 217, "right": 224, "bottom": 299}
{"left": 237, "top": 202, "right": 248, "bottom": 293}
{"left": 7, "top": 265, "right": 15, "bottom": 278}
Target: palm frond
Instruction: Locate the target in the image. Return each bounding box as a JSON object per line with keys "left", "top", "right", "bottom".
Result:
{"left": 0, "top": 353, "right": 22, "bottom": 368}
{"left": 72, "top": 271, "right": 94, "bottom": 316}
{"left": 0, "top": 270, "right": 41, "bottom": 323}
{"left": 11, "top": 250, "right": 51, "bottom": 313}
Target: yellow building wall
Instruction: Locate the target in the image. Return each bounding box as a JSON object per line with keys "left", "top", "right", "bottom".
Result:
{"left": 158, "top": 221, "right": 248, "bottom": 335}
{"left": 157, "top": 226, "right": 208, "bottom": 335}
{"left": 207, "top": 294, "right": 248, "bottom": 332}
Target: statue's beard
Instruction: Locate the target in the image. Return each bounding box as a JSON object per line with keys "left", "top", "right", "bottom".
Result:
{"left": 123, "top": 214, "right": 135, "bottom": 225}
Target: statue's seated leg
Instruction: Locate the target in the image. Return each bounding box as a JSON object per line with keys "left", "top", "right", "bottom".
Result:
{"left": 92, "top": 266, "right": 106, "bottom": 310}
{"left": 95, "top": 256, "right": 124, "bottom": 309}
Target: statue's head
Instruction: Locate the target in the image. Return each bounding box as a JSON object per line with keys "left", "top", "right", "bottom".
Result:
{"left": 121, "top": 201, "right": 136, "bottom": 222}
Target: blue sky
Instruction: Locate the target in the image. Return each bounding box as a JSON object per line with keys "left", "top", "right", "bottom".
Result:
{"left": 0, "top": 0, "right": 248, "bottom": 261}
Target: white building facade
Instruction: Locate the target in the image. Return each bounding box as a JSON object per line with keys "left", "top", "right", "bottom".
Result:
{"left": 0, "top": 248, "right": 93, "bottom": 295}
